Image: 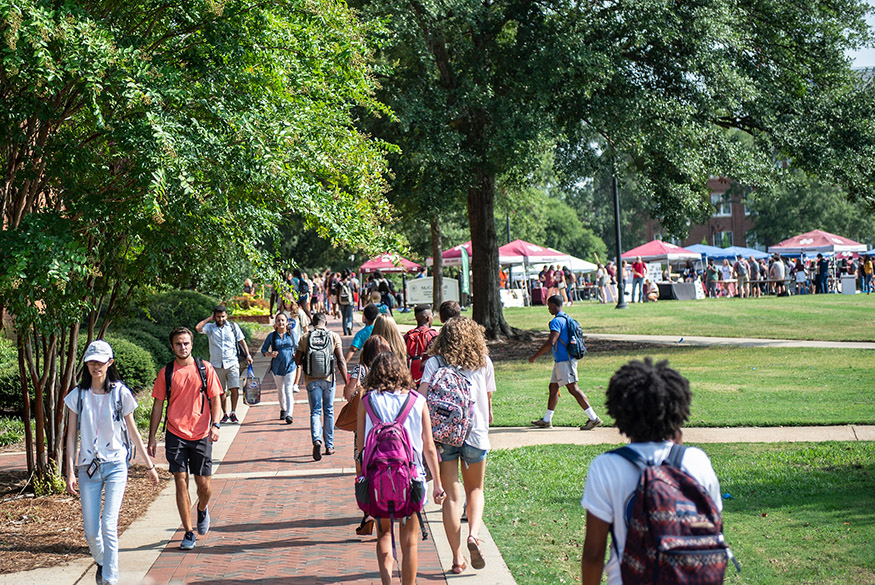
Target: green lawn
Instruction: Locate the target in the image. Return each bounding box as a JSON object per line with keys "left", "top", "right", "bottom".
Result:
{"left": 485, "top": 442, "right": 875, "bottom": 585}
{"left": 396, "top": 294, "right": 875, "bottom": 341}
{"left": 493, "top": 346, "right": 875, "bottom": 427}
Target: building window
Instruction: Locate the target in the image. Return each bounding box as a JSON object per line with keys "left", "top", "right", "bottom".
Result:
{"left": 711, "top": 192, "right": 732, "bottom": 217}
{"left": 712, "top": 231, "right": 733, "bottom": 247}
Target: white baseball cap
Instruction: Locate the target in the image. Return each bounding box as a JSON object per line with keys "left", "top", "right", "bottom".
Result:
{"left": 83, "top": 340, "right": 114, "bottom": 363}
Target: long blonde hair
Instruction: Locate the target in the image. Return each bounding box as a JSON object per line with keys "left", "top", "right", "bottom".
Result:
{"left": 371, "top": 315, "right": 408, "bottom": 367}
{"left": 427, "top": 316, "right": 487, "bottom": 370}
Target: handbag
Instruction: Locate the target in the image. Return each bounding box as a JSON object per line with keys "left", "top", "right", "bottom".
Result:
{"left": 335, "top": 390, "right": 361, "bottom": 432}
{"left": 243, "top": 364, "right": 262, "bottom": 405}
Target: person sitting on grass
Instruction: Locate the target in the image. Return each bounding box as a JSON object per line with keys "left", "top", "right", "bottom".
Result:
{"left": 580, "top": 358, "right": 723, "bottom": 585}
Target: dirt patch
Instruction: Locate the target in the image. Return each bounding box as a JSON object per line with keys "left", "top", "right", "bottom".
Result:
{"left": 0, "top": 466, "right": 170, "bottom": 574}
{"left": 487, "top": 333, "right": 673, "bottom": 362}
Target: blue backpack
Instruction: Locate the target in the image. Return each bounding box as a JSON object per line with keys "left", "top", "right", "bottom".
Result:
{"left": 558, "top": 314, "right": 586, "bottom": 359}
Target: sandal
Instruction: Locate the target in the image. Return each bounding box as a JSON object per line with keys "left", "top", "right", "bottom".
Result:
{"left": 467, "top": 536, "right": 485, "bottom": 569}
{"left": 450, "top": 560, "right": 467, "bottom": 574}
{"left": 356, "top": 515, "right": 374, "bottom": 536}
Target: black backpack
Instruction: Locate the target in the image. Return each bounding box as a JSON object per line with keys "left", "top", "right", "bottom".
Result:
{"left": 162, "top": 357, "right": 209, "bottom": 430}
{"left": 558, "top": 314, "right": 587, "bottom": 359}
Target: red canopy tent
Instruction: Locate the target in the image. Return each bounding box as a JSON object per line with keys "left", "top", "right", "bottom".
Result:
{"left": 426, "top": 241, "right": 473, "bottom": 267}
{"left": 498, "top": 239, "right": 573, "bottom": 265}
{"left": 767, "top": 229, "right": 867, "bottom": 255}
{"left": 621, "top": 240, "right": 699, "bottom": 262}
{"left": 359, "top": 254, "right": 422, "bottom": 274}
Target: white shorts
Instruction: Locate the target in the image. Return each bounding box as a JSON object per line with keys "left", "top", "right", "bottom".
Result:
{"left": 215, "top": 366, "right": 241, "bottom": 391}
{"left": 551, "top": 360, "right": 578, "bottom": 385}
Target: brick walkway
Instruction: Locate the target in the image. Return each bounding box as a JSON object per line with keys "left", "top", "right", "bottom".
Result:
{"left": 144, "top": 317, "right": 448, "bottom": 585}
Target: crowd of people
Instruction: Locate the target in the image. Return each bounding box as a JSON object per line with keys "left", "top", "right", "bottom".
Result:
{"left": 63, "top": 272, "right": 737, "bottom": 584}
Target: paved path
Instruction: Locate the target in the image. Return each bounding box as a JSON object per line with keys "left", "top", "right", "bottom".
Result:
{"left": 3, "top": 318, "right": 873, "bottom": 585}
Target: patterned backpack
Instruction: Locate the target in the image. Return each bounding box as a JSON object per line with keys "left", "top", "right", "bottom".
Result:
{"left": 425, "top": 356, "right": 473, "bottom": 447}
{"left": 611, "top": 444, "right": 740, "bottom": 584}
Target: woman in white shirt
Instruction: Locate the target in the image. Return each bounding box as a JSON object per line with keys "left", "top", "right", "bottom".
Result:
{"left": 418, "top": 317, "right": 496, "bottom": 574}
{"left": 64, "top": 340, "right": 158, "bottom": 585}
{"left": 356, "top": 352, "right": 445, "bottom": 585}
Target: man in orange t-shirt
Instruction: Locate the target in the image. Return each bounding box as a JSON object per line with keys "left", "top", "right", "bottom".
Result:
{"left": 148, "top": 327, "right": 222, "bottom": 551}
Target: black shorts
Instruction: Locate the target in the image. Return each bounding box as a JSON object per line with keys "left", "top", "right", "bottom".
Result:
{"left": 165, "top": 431, "right": 213, "bottom": 476}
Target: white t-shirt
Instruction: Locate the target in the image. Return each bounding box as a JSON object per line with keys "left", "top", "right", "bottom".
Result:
{"left": 64, "top": 382, "right": 137, "bottom": 466}
{"left": 364, "top": 391, "right": 427, "bottom": 479}
{"left": 420, "top": 355, "right": 496, "bottom": 451}
{"left": 581, "top": 442, "right": 723, "bottom": 585}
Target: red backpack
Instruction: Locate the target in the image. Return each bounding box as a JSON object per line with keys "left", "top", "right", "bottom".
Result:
{"left": 610, "top": 444, "right": 740, "bottom": 584}
{"left": 405, "top": 326, "right": 438, "bottom": 385}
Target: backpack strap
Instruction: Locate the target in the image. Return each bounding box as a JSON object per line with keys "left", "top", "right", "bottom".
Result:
{"left": 665, "top": 443, "right": 686, "bottom": 469}
{"left": 162, "top": 360, "right": 175, "bottom": 431}
{"left": 556, "top": 314, "right": 572, "bottom": 350}
{"left": 364, "top": 391, "right": 417, "bottom": 426}
{"left": 609, "top": 445, "right": 648, "bottom": 472}
{"left": 194, "top": 357, "right": 209, "bottom": 414}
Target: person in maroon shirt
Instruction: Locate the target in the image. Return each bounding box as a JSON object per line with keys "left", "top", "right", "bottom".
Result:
{"left": 630, "top": 256, "right": 646, "bottom": 303}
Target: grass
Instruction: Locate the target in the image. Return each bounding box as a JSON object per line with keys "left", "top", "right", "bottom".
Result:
{"left": 395, "top": 294, "right": 875, "bottom": 341}
{"left": 485, "top": 442, "right": 875, "bottom": 585}
{"left": 493, "top": 346, "right": 875, "bottom": 427}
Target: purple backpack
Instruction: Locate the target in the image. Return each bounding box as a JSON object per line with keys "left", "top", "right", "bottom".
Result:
{"left": 355, "top": 391, "right": 425, "bottom": 520}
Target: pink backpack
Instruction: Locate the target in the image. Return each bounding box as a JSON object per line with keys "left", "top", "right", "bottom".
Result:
{"left": 355, "top": 391, "right": 425, "bottom": 520}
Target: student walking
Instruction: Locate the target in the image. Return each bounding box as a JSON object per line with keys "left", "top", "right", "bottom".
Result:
{"left": 580, "top": 358, "right": 725, "bottom": 585}
{"left": 261, "top": 312, "right": 300, "bottom": 425}
{"left": 196, "top": 305, "right": 252, "bottom": 424}
{"left": 530, "top": 295, "right": 601, "bottom": 430}
{"left": 356, "top": 352, "right": 446, "bottom": 585}
{"left": 65, "top": 340, "right": 159, "bottom": 585}
{"left": 148, "top": 327, "right": 223, "bottom": 550}
{"left": 419, "top": 317, "right": 496, "bottom": 573}
{"left": 295, "top": 312, "right": 348, "bottom": 460}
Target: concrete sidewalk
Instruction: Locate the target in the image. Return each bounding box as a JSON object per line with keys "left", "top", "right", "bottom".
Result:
{"left": 584, "top": 333, "right": 875, "bottom": 349}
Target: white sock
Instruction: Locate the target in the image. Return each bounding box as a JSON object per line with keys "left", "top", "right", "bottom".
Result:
{"left": 584, "top": 407, "right": 597, "bottom": 420}
{"left": 544, "top": 409, "right": 555, "bottom": 423}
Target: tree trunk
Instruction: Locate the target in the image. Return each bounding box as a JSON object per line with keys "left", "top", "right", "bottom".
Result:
{"left": 467, "top": 168, "right": 513, "bottom": 339}
{"left": 430, "top": 216, "right": 444, "bottom": 312}
{"left": 18, "top": 336, "right": 34, "bottom": 474}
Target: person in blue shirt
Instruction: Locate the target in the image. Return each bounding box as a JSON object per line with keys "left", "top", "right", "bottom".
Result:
{"left": 344, "top": 303, "right": 379, "bottom": 363}
{"left": 528, "top": 295, "right": 602, "bottom": 430}
{"left": 261, "top": 313, "right": 300, "bottom": 425}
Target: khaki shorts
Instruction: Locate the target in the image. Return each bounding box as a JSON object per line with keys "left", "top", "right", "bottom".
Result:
{"left": 215, "top": 366, "right": 241, "bottom": 391}
{"left": 551, "top": 360, "right": 579, "bottom": 385}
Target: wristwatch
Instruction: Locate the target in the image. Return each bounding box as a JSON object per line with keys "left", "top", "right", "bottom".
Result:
{"left": 211, "top": 422, "right": 221, "bottom": 430}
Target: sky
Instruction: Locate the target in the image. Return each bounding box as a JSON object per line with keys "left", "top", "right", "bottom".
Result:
{"left": 848, "top": 10, "right": 875, "bottom": 68}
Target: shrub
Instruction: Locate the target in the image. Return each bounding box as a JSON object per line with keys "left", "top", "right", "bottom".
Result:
{"left": 0, "top": 416, "right": 25, "bottom": 446}
{"left": 0, "top": 360, "right": 24, "bottom": 414}
{"left": 229, "top": 294, "right": 269, "bottom": 312}
{"left": 114, "top": 328, "right": 173, "bottom": 367}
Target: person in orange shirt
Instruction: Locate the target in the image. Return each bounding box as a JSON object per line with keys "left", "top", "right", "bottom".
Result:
{"left": 499, "top": 268, "right": 508, "bottom": 289}
{"left": 148, "top": 327, "right": 223, "bottom": 551}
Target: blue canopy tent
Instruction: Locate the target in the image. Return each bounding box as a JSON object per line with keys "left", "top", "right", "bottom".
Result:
{"left": 685, "top": 244, "right": 725, "bottom": 258}
{"left": 716, "top": 246, "right": 770, "bottom": 261}
{"left": 868, "top": 249, "right": 875, "bottom": 256}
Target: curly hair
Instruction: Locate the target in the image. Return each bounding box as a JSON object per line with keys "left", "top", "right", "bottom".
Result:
{"left": 427, "top": 316, "right": 487, "bottom": 370}
{"left": 364, "top": 352, "right": 413, "bottom": 393}
{"left": 371, "top": 315, "right": 408, "bottom": 366}
{"left": 606, "top": 358, "right": 691, "bottom": 442}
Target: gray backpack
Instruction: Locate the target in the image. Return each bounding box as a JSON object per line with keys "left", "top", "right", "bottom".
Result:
{"left": 305, "top": 329, "right": 335, "bottom": 379}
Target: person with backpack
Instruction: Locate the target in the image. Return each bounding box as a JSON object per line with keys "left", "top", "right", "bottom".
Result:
{"left": 147, "top": 327, "right": 223, "bottom": 551}
{"left": 196, "top": 305, "right": 252, "bottom": 425}
{"left": 404, "top": 305, "right": 439, "bottom": 386}
{"left": 581, "top": 358, "right": 731, "bottom": 585}
{"left": 260, "top": 312, "right": 300, "bottom": 425}
{"left": 355, "top": 352, "right": 446, "bottom": 585}
{"left": 341, "top": 335, "right": 392, "bottom": 536}
{"left": 293, "top": 269, "right": 313, "bottom": 320}
{"left": 295, "top": 312, "right": 348, "bottom": 461}
{"left": 417, "top": 316, "right": 495, "bottom": 574}
{"left": 345, "top": 303, "right": 379, "bottom": 363}
{"left": 64, "top": 340, "right": 159, "bottom": 585}
{"left": 530, "top": 295, "right": 601, "bottom": 430}
{"left": 372, "top": 314, "right": 408, "bottom": 368}
{"left": 338, "top": 269, "right": 355, "bottom": 335}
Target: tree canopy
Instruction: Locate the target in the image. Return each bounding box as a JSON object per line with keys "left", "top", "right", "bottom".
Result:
{"left": 0, "top": 0, "right": 394, "bottom": 480}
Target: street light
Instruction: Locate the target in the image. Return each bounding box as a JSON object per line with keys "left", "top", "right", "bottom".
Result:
{"left": 612, "top": 161, "right": 628, "bottom": 309}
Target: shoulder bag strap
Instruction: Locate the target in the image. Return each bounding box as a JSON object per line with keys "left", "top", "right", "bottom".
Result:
{"left": 665, "top": 443, "right": 687, "bottom": 468}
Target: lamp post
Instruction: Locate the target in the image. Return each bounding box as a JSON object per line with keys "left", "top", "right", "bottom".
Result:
{"left": 612, "top": 162, "right": 628, "bottom": 309}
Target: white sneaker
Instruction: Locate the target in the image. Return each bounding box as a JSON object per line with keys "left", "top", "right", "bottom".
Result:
{"left": 292, "top": 385, "right": 300, "bottom": 393}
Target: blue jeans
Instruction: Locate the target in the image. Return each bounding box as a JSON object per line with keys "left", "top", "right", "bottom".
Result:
{"left": 79, "top": 459, "right": 127, "bottom": 585}
{"left": 307, "top": 379, "right": 336, "bottom": 448}
{"left": 340, "top": 303, "right": 354, "bottom": 335}
{"left": 631, "top": 277, "right": 644, "bottom": 302}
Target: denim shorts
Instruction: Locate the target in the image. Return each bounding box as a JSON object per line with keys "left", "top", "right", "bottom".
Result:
{"left": 438, "top": 442, "right": 488, "bottom": 464}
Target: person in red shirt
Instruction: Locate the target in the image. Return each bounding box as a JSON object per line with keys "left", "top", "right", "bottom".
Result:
{"left": 148, "top": 327, "right": 223, "bottom": 551}
{"left": 630, "top": 256, "right": 646, "bottom": 303}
